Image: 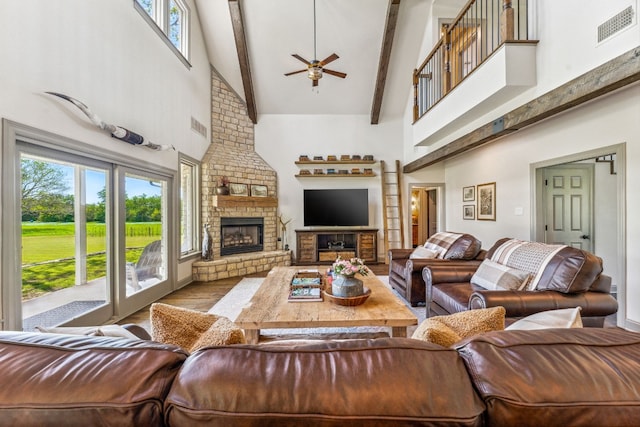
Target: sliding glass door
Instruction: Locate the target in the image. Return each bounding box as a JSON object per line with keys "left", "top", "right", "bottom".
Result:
{"left": 0, "top": 121, "right": 176, "bottom": 331}
{"left": 20, "top": 149, "right": 113, "bottom": 330}
{"left": 123, "top": 172, "right": 168, "bottom": 296}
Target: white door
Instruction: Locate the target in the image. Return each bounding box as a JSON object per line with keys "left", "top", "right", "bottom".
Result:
{"left": 543, "top": 165, "right": 593, "bottom": 251}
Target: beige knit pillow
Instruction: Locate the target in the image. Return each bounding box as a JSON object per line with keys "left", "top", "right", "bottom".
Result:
{"left": 412, "top": 306, "right": 506, "bottom": 347}
{"left": 150, "top": 303, "right": 246, "bottom": 352}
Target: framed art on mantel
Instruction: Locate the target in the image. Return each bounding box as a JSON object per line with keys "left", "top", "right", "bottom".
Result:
{"left": 477, "top": 182, "right": 496, "bottom": 221}
{"left": 229, "top": 183, "right": 249, "bottom": 196}
{"left": 251, "top": 184, "right": 267, "bottom": 197}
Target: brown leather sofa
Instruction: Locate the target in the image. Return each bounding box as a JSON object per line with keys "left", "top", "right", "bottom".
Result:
{"left": 2, "top": 328, "right": 640, "bottom": 426}
{"left": 388, "top": 233, "right": 483, "bottom": 306}
{"left": 423, "top": 238, "right": 619, "bottom": 326}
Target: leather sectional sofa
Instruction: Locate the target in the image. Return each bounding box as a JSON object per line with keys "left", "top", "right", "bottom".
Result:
{"left": 2, "top": 327, "right": 640, "bottom": 426}
{"left": 388, "top": 233, "right": 483, "bottom": 306}
{"left": 424, "top": 238, "right": 619, "bottom": 326}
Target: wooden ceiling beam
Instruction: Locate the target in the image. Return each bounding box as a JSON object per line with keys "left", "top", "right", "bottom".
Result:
{"left": 228, "top": 0, "right": 257, "bottom": 124}
{"left": 404, "top": 45, "right": 640, "bottom": 172}
{"left": 371, "top": 0, "right": 401, "bottom": 125}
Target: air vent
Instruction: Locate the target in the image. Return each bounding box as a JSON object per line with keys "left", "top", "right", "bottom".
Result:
{"left": 598, "top": 6, "right": 634, "bottom": 43}
{"left": 191, "top": 117, "right": 207, "bottom": 138}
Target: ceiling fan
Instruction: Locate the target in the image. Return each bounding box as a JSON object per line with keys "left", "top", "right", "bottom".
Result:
{"left": 284, "top": 0, "right": 347, "bottom": 87}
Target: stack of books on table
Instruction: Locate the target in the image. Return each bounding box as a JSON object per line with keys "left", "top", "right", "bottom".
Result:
{"left": 288, "top": 270, "right": 323, "bottom": 302}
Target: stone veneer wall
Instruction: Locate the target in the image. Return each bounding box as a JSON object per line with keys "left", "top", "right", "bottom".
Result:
{"left": 193, "top": 68, "right": 290, "bottom": 281}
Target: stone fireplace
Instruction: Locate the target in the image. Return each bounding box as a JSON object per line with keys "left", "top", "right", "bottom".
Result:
{"left": 192, "top": 69, "right": 290, "bottom": 281}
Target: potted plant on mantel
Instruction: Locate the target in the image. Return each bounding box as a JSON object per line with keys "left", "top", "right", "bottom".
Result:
{"left": 216, "top": 176, "right": 230, "bottom": 195}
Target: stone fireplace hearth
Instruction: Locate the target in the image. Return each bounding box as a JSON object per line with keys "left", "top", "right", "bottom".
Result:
{"left": 192, "top": 69, "right": 290, "bottom": 281}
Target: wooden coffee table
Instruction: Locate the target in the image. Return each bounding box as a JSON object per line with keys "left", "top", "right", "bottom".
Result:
{"left": 235, "top": 266, "right": 418, "bottom": 344}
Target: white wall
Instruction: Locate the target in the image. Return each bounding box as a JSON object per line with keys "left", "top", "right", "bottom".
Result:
{"left": 426, "top": 85, "right": 639, "bottom": 328}
{"left": 401, "top": 0, "right": 640, "bottom": 328}
{"left": 404, "top": 0, "right": 640, "bottom": 158}
{"left": 255, "top": 114, "right": 402, "bottom": 261}
{"left": 0, "top": 0, "right": 212, "bottom": 283}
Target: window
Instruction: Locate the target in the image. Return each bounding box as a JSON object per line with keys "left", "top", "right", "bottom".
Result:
{"left": 179, "top": 154, "right": 200, "bottom": 258}
{"left": 135, "top": 0, "right": 190, "bottom": 66}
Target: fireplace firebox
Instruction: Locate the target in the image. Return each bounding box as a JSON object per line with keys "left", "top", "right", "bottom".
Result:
{"left": 220, "top": 217, "right": 264, "bottom": 256}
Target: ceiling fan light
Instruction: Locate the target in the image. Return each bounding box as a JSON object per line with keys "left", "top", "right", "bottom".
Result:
{"left": 308, "top": 66, "right": 323, "bottom": 80}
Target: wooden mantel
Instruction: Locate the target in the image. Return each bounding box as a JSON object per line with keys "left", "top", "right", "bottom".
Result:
{"left": 212, "top": 195, "right": 278, "bottom": 208}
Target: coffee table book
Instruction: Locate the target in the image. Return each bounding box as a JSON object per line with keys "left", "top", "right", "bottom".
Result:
{"left": 289, "top": 269, "right": 323, "bottom": 302}
{"left": 288, "top": 286, "right": 323, "bottom": 302}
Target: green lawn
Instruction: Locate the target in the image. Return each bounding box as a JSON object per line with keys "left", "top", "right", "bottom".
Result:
{"left": 21, "top": 222, "right": 161, "bottom": 299}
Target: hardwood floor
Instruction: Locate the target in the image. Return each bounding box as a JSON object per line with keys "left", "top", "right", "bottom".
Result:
{"left": 118, "top": 263, "right": 617, "bottom": 331}
{"left": 118, "top": 264, "right": 391, "bottom": 331}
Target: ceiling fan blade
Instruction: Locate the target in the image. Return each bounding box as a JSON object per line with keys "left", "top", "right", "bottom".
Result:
{"left": 284, "top": 69, "right": 308, "bottom": 76}
{"left": 312, "top": 79, "right": 319, "bottom": 87}
{"left": 323, "top": 69, "right": 347, "bottom": 79}
{"left": 291, "top": 54, "right": 311, "bottom": 65}
{"left": 320, "top": 53, "right": 339, "bottom": 66}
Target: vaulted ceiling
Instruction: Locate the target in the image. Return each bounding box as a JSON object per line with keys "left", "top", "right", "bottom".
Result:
{"left": 194, "top": 0, "right": 445, "bottom": 124}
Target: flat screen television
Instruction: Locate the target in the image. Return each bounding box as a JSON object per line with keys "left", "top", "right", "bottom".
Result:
{"left": 303, "top": 189, "right": 369, "bottom": 227}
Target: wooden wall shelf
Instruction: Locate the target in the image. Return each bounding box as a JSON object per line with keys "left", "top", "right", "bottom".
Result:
{"left": 295, "top": 173, "right": 376, "bottom": 178}
{"left": 212, "top": 195, "right": 278, "bottom": 208}
{"left": 295, "top": 160, "right": 376, "bottom": 165}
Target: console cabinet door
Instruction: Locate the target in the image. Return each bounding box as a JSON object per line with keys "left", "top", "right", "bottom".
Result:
{"left": 297, "top": 233, "right": 317, "bottom": 264}
{"left": 357, "top": 232, "right": 377, "bottom": 263}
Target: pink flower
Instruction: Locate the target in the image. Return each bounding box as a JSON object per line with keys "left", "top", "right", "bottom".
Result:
{"left": 332, "top": 256, "right": 368, "bottom": 277}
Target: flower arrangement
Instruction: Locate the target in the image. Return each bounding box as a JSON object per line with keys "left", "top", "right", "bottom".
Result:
{"left": 218, "top": 176, "right": 230, "bottom": 187}
{"left": 332, "top": 256, "right": 368, "bottom": 277}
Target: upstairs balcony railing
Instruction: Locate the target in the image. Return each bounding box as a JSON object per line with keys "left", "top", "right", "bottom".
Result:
{"left": 413, "top": 0, "right": 530, "bottom": 122}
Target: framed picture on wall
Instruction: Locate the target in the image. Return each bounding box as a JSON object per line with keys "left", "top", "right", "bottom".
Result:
{"left": 229, "top": 183, "right": 249, "bottom": 196}
{"left": 251, "top": 184, "right": 267, "bottom": 197}
{"left": 463, "top": 186, "right": 475, "bottom": 202}
{"left": 463, "top": 205, "right": 475, "bottom": 220}
{"left": 477, "top": 182, "right": 496, "bottom": 221}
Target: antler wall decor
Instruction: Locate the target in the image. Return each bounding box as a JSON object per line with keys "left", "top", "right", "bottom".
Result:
{"left": 46, "top": 92, "right": 175, "bottom": 151}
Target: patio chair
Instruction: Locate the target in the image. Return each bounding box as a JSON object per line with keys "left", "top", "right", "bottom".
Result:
{"left": 127, "top": 240, "right": 163, "bottom": 291}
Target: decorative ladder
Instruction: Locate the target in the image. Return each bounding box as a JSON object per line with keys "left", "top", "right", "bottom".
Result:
{"left": 380, "top": 160, "right": 405, "bottom": 264}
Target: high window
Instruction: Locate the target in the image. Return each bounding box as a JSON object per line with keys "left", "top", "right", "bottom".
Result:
{"left": 134, "top": 0, "right": 190, "bottom": 66}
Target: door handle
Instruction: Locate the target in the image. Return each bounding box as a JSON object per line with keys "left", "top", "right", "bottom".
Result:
{"left": 580, "top": 235, "right": 590, "bottom": 240}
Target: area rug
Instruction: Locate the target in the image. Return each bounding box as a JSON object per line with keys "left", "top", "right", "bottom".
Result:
{"left": 209, "top": 276, "right": 426, "bottom": 340}
{"left": 23, "top": 300, "right": 105, "bottom": 332}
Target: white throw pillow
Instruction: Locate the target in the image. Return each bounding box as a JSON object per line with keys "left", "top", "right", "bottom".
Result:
{"left": 470, "top": 259, "right": 531, "bottom": 291}
{"left": 506, "top": 307, "right": 583, "bottom": 330}
{"left": 35, "top": 325, "right": 140, "bottom": 340}
{"left": 409, "top": 246, "right": 439, "bottom": 259}
{"left": 36, "top": 325, "right": 103, "bottom": 336}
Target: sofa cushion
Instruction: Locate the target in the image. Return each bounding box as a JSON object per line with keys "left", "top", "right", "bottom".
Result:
{"left": 505, "top": 307, "right": 583, "bottom": 330}
{"left": 455, "top": 328, "right": 640, "bottom": 426}
{"left": 409, "top": 245, "right": 439, "bottom": 259}
{"left": 535, "top": 247, "right": 604, "bottom": 293}
{"left": 165, "top": 338, "right": 486, "bottom": 426}
{"left": 470, "top": 259, "right": 531, "bottom": 290}
{"left": 0, "top": 331, "right": 186, "bottom": 426}
{"left": 490, "top": 239, "right": 603, "bottom": 293}
{"left": 412, "top": 307, "right": 506, "bottom": 347}
{"left": 424, "top": 231, "right": 482, "bottom": 260}
{"left": 150, "top": 303, "right": 246, "bottom": 352}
